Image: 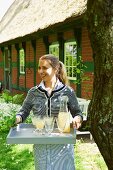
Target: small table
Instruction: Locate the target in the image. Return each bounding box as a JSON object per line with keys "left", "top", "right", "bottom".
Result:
{"left": 7, "top": 123, "right": 76, "bottom": 170}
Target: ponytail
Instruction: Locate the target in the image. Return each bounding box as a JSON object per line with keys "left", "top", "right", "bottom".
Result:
{"left": 58, "top": 61, "right": 70, "bottom": 86}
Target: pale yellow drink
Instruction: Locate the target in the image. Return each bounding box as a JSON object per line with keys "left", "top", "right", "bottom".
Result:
{"left": 35, "top": 119, "right": 45, "bottom": 129}
{"left": 58, "top": 112, "right": 70, "bottom": 133}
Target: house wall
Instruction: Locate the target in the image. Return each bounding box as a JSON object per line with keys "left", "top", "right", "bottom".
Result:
{"left": 0, "top": 27, "right": 93, "bottom": 99}
{"left": 36, "top": 38, "right": 46, "bottom": 84}
{"left": 12, "top": 45, "right": 18, "bottom": 88}
{"left": 26, "top": 41, "right": 34, "bottom": 89}
{"left": 81, "top": 27, "right": 94, "bottom": 99}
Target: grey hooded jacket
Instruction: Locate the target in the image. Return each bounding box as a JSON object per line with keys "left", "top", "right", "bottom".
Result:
{"left": 17, "top": 80, "right": 82, "bottom": 122}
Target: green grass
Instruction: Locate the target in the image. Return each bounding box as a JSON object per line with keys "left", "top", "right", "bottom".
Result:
{"left": 0, "top": 99, "right": 108, "bottom": 169}
{"left": 0, "top": 131, "right": 108, "bottom": 170}
{"left": 0, "top": 132, "right": 34, "bottom": 170}
{"left": 75, "top": 139, "right": 108, "bottom": 170}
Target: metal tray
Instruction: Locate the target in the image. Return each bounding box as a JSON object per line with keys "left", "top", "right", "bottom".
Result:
{"left": 7, "top": 123, "right": 76, "bottom": 144}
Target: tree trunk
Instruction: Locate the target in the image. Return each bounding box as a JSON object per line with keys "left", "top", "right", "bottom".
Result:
{"left": 86, "top": 0, "right": 113, "bottom": 169}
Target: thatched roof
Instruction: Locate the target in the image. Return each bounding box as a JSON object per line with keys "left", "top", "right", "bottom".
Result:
{"left": 0, "top": 0, "right": 87, "bottom": 44}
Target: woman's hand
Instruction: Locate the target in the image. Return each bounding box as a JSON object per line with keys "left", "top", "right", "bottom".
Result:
{"left": 73, "top": 115, "right": 82, "bottom": 129}
{"left": 15, "top": 115, "right": 22, "bottom": 124}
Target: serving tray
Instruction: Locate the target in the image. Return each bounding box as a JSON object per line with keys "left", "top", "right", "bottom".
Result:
{"left": 7, "top": 123, "right": 76, "bottom": 144}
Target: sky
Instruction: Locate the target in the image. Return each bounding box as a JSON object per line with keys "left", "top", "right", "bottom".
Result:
{"left": 0, "top": 0, "right": 15, "bottom": 21}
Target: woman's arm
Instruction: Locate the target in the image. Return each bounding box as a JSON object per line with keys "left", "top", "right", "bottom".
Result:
{"left": 68, "top": 88, "right": 83, "bottom": 129}
{"left": 16, "top": 89, "right": 34, "bottom": 123}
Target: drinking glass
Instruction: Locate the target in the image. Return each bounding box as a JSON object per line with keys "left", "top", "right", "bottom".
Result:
{"left": 45, "top": 116, "right": 55, "bottom": 134}
{"left": 31, "top": 115, "right": 37, "bottom": 127}
{"left": 34, "top": 115, "right": 45, "bottom": 134}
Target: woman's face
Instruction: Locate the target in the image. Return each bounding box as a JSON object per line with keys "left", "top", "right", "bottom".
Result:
{"left": 38, "top": 59, "right": 57, "bottom": 82}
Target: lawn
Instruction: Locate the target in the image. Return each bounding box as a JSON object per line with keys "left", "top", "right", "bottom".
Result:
{"left": 0, "top": 132, "right": 34, "bottom": 170}
{"left": 0, "top": 94, "right": 108, "bottom": 170}
{"left": 75, "top": 138, "right": 108, "bottom": 170}
{"left": 0, "top": 131, "right": 108, "bottom": 170}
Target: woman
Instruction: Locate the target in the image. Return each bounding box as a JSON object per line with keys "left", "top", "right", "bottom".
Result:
{"left": 16, "top": 54, "right": 82, "bottom": 170}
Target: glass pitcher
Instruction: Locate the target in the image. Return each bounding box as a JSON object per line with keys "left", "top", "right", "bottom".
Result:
{"left": 57, "top": 95, "right": 70, "bottom": 133}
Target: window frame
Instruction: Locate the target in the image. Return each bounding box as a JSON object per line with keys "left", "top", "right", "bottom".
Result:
{"left": 19, "top": 48, "right": 25, "bottom": 74}
{"left": 64, "top": 41, "right": 77, "bottom": 80}
{"left": 49, "top": 42, "right": 59, "bottom": 58}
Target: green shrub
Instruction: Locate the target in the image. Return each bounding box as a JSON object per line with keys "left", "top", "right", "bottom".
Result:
{"left": 0, "top": 91, "right": 31, "bottom": 133}
{"left": 2, "top": 89, "right": 25, "bottom": 105}
{"left": 13, "top": 94, "right": 25, "bottom": 105}
{"left": 0, "top": 108, "right": 16, "bottom": 132}
{"left": 2, "top": 89, "right": 13, "bottom": 103}
{"left": 0, "top": 100, "right": 32, "bottom": 132}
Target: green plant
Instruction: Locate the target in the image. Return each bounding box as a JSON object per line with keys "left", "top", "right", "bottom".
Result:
{"left": 2, "top": 90, "right": 25, "bottom": 105}
{"left": 0, "top": 109, "right": 16, "bottom": 132}
{"left": 0, "top": 133, "right": 34, "bottom": 170}
{"left": 2, "top": 89, "right": 13, "bottom": 103}
{"left": 0, "top": 99, "right": 32, "bottom": 132}
{"left": 25, "top": 114, "right": 32, "bottom": 123}
{"left": 0, "top": 100, "right": 21, "bottom": 132}
{"left": 12, "top": 94, "right": 25, "bottom": 105}
{"left": 70, "top": 56, "right": 89, "bottom": 85}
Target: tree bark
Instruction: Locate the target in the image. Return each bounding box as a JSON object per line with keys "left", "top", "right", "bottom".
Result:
{"left": 86, "top": 0, "right": 113, "bottom": 169}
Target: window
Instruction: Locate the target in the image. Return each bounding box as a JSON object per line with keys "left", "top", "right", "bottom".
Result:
{"left": 19, "top": 48, "right": 25, "bottom": 74}
{"left": 64, "top": 41, "right": 77, "bottom": 80}
{"left": 49, "top": 43, "right": 59, "bottom": 58}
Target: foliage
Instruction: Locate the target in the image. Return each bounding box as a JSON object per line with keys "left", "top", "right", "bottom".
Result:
{"left": 0, "top": 131, "right": 107, "bottom": 170}
{"left": 75, "top": 56, "right": 88, "bottom": 84}
{"left": 0, "top": 99, "right": 31, "bottom": 133}
{"left": 1, "top": 89, "right": 25, "bottom": 104}
{"left": 0, "top": 109, "right": 16, "bottom": 132}
{"left": 70, "top": 56, "right": 89, "bottom": 85}
{"left": 0, "top": 102, "right": 20, "bottom": 132}
{"left": 49, "top": 44, "right": 59, "bottom": 57}
{"left": 12, "top": 94, "right": 25, "bottom": 105}
{"left": 79, "top": 121, "right": 90, "bottom": 132}
{"left": 0, "top": 97, "right": 107, "bottom": 170}
{"left": 2, "top": 89, "right": 13, "bottom": 103}
{"left": 0, "top": 133, "right": 34, "bottom": 170}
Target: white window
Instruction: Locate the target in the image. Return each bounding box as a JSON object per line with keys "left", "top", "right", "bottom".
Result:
{"left": 49, "top": 43, "right": 59, "bottom": 58}
{"left": 64, "top": 41, "right": 77, "bottom": 80}
{"left": 19, "top": 48, "right": 25, "bottom": 74}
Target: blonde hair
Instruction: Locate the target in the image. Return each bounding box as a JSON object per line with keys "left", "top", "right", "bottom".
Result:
{"left": 39, "top": 54, "right": 69, "bottom": 86}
